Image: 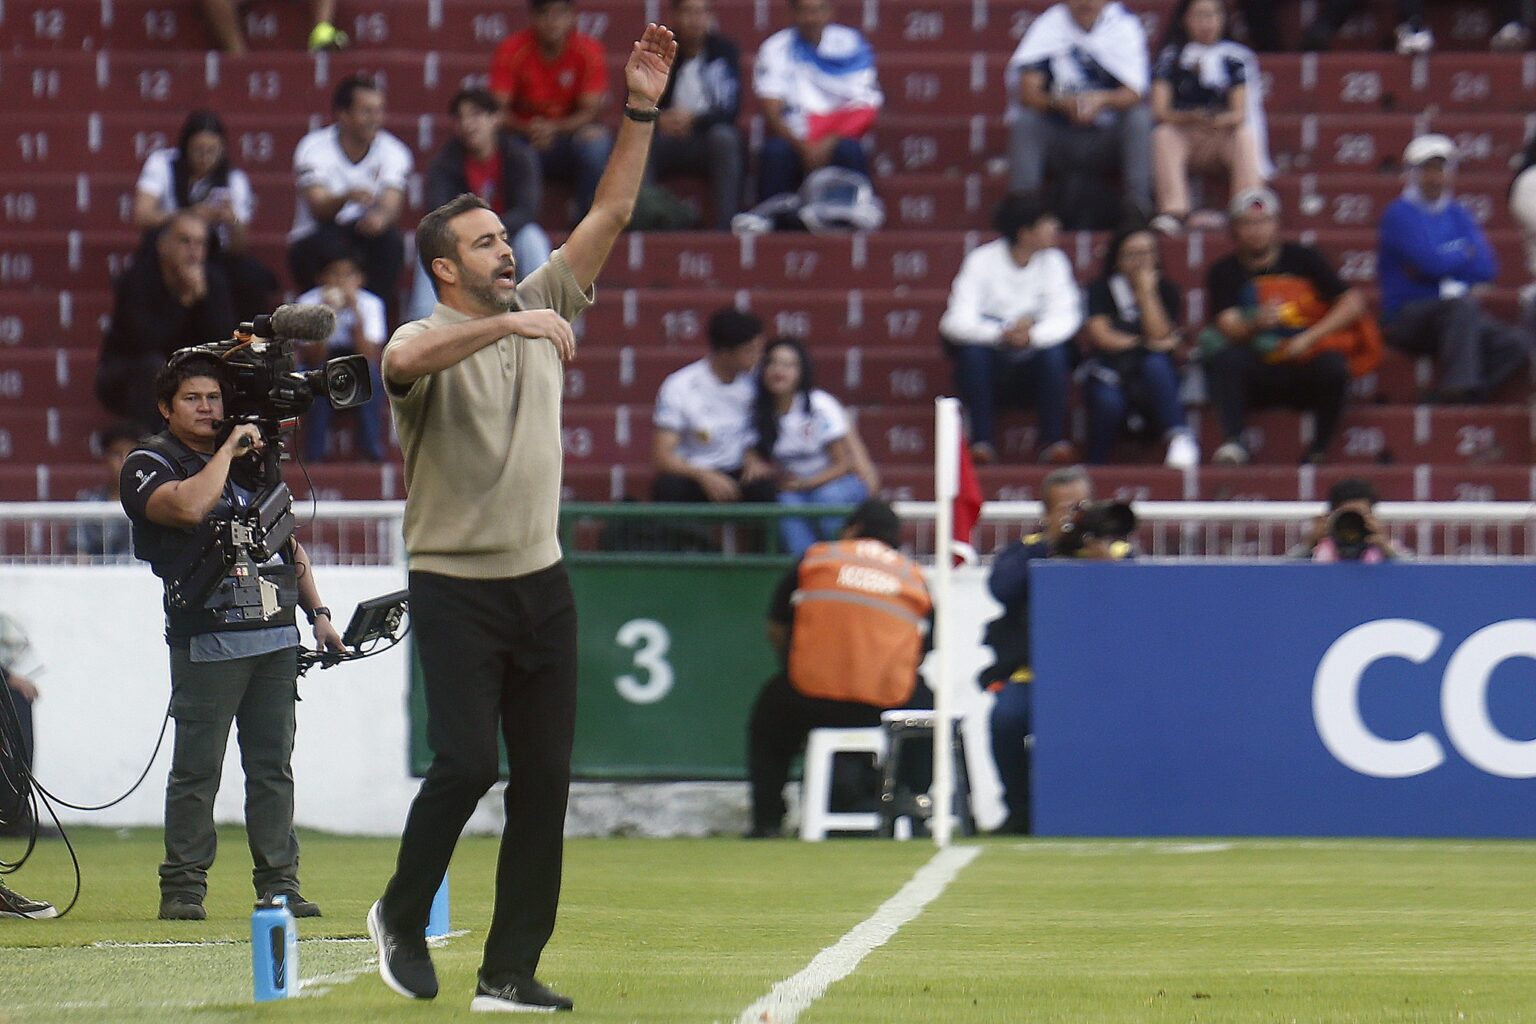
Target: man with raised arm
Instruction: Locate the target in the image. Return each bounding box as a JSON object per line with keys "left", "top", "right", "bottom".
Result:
{"left": 366, "top": 23, "right": 676, "bottom": 1015}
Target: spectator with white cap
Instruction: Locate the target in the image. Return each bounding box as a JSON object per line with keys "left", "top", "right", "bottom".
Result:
{"left": 1378, "top": 134, "right": 1531, "bottom": 404}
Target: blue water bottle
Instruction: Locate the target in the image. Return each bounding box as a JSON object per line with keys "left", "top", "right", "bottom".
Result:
{"left": 252, "top": 894, "right": 299, "bottom": 1001}
{"left": 427, "top": 872, "right": 450, "bottom": 938}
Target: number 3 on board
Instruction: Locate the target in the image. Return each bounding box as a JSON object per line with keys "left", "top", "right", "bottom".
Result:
{"left": 615, "top": 619, "right": 673, "bottom": 704}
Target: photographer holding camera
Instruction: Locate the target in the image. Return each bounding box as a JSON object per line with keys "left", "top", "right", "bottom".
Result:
{"left": 980, "top": 466, "right": 1133, "bottom": 833}
{"left": 120, "top": 352, "right": 344, "bottom": 922}
{"left": 1295, "top": 478, "right": 1398, "bottom": 563}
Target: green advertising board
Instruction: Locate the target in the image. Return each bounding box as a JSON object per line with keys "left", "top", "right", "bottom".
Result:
{"left": 408, "top": 553, "right": 794, "bottom": 779}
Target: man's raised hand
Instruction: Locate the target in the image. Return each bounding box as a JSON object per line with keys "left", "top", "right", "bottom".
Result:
{"left": 625, "top": 23, "right": 677, "bottom": 107}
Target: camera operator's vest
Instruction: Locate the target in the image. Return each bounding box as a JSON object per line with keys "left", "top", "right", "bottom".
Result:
{"left": 788, "top": 539, "right": 932, "bottom": 708}
{"left": 128, "top": 431, "right": 297, "bottom": 641}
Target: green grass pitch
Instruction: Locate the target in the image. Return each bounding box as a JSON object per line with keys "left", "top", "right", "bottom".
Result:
{"left": 2, "top": 829, "right": 1533, "bottom": 1022}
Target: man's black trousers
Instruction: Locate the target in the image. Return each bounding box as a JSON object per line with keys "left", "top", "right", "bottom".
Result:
{"left": 381, "top": 564, "right": 578, "bottom": 982}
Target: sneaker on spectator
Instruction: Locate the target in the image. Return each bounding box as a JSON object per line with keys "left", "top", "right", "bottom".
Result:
{"left": 1491, "top": 22, "right": 1528, "bottom": 50}
{"left": 369, "top": 899, "right": 439, "bottom": 999}
{"left": 1521, "top": 282, "right": 1536, "bottom": 316}
{"left": 471, "top": 974, "right": 574, "bottom": 1013}
{"left": 308, "top": 21, "right": 349, "bottom": 51}
{"left": 1038, "top": 441, "right": 1078, "bottom": 465}
{"left": 968, "top": 441, "right": 998, "bottom": 466}
{"left": 1394, "top": 22, "right": 1433, "bottom": 54}
{"left": 0, "top": 881, "right": 57, "bottom": 919}
{"left": 1212, "top": 441, "right": 1249, "bottom": 465}
{"left": 1164, "top": 431, "right": 1200, "bottom": 470}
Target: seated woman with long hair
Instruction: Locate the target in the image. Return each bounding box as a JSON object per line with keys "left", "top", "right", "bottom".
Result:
{"left": 132, "top": 109, "right": 277, "bottom": 321}
{"left": 748, "top": 336, "right": 877, "bottom": 555}
{"left": 1080, "top": 228, "right": 1199, "bottom": 467}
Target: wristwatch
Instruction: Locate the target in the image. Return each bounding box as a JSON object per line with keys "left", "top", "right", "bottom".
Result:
{"left": 623, "top": 104, "right": 660, "bottom": 123}
{"left": 306, "top": 606, "right": 332, "bottom": 626}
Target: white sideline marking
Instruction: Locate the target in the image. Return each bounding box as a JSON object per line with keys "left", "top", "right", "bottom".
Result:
{"left": 91, "top": 936, "right": 371, "bottom": 949}
{"left": 734, "top": 846, "right": 982, "bottom": 1024}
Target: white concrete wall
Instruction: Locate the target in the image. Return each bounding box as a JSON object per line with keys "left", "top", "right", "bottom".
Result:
{"left": 0, "top": 565, "right": 1003, "bottom": 835}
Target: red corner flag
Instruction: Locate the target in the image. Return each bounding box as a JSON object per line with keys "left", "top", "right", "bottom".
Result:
{"left": 952, "top": 439, "right": 984, "bottom": 565}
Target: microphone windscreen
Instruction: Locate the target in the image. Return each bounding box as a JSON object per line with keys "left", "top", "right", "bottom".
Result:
{"left": 268, "top": 303, "right": 337, "bottom": 342}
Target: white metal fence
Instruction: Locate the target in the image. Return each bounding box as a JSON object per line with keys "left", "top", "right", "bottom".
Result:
{"left": 1, "top": 499, "right": 1533, "bottom": 564}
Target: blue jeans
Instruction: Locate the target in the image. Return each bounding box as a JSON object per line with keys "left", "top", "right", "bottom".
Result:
{"left": 303, "top": 356, "right": 385, "bottom": 462}
{"left": 757, "top": 136, "right": 868, "bottom": 203}
{"left": 1083, "top": 351, "right": 1187, "bottom": 464}
{"left": 989, "top": 682, "right": 1031, "bottom": 831}
{"left": 949, "top": 342, "right": 1071, "bottom": 449}
{"left": 405, "top": 222, "right": 551, "bottom": 323}
{"left": 536, "top": 130, "right": 613, "bottom": 220}
{"left": 777, "top": 473, "right": 869, "bottom": 555}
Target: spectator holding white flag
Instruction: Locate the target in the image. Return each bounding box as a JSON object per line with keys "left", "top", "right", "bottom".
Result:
{"left": 1006, "top": 0, "right": 1152, "bottom": 230}
{"left": 752, "top": 0, "right": 882, "bottom": 202}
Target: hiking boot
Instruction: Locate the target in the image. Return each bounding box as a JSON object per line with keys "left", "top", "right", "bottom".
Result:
{"left": 0, "top": 881, "right": 57, "bottom": 919}
{"left": 368, "top": 899, "right": 438, "bottom": 999}
{"left": 265, "top": 891, "right": 322, "bottom": 918}
{"left": 471, "top": 974, "right": 574, "bottom": 1013}
{"left": 1212, "top": 440, "right": 1249, "bottom": 466}
{"left": 157, "top": 896, "right": 206, "bottom": 921}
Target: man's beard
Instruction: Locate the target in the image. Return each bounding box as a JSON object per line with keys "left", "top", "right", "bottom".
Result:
{"left": 461, "top": 262, "right": 519, "bottom": 313}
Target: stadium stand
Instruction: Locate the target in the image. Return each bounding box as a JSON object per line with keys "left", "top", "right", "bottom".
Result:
{"left": 1, "top": 0, "right": 1532, "bottom": 512}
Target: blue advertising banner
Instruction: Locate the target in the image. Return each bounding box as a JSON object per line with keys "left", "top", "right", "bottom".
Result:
{"left": 1030, "top": 563, "right": 1536, "bottom": 837}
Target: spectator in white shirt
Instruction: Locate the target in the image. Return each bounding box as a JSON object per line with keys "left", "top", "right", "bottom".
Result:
{"left": 288, "top": 75, "right": 413, "bottom": 326}
{"left": 753, "top": 0, "right": 882, "bottom": 203}
{"left": 940, "top": 193, "right": 1084, "bottom": 464}
{"left": 649, "top": 0, "right": 745, "bottom": 229}
{"left": 1006, "top": 0, "right": 1152, "bottom": 230}
{"left": 652, "top": 308, "right": 774, "bottom": 503}
{"left": 294, "top": 249, "right": 388, "bottom": 462}
{"left": 132, "top": 110, "right": 277, "bottom": 322}
{"left": 749, "top": 336, "right": 878, "bottom": 554}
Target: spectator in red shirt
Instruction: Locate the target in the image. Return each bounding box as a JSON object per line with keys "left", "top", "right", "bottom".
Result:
{"left": 489, "top": 0, "right": 614, "bottom": 221}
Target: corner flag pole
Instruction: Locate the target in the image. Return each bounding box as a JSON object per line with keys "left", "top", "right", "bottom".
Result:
{"left": 931, "top": 397, "right": 961, "bottom": 848}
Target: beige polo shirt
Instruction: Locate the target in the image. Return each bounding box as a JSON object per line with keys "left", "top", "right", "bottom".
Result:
{"left": 384, "top": 249, "right": 593, "bottom": 579}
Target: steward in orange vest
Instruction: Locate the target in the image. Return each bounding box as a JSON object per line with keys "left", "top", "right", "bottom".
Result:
{"left": 787, "top": 538, "right": 932, "bottom": 707}
{"left": 747, "top": 500, "right": 934, "bottom": 838}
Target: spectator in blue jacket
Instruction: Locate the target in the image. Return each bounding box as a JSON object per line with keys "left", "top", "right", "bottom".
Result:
{"left": 1378, "top": 134, "right": 1531, "bottom": 403}
{"left": 648, "top": 0, "right": 744, "bottom": 229}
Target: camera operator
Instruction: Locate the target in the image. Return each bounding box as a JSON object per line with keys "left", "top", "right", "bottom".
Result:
{"left": 119, "top": 353, "right": 344, "bottom": 922}
{"left": 1295, "top": 477, "right": 1398, "bottom": 563}
{"left": 980, "top": 466, "right": 1132, "bottom": 834}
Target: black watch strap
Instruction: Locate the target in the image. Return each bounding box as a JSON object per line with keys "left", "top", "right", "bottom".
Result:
{"left": 307, "top": 606, "right": 332, "bottom": 625}
{"left": 624, "top": 104, "right": 660, "bottom": 123}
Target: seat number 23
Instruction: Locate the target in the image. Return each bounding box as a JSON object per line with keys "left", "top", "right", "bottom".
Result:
{"left": 615, "top": 619, "right": 673, "bottom": 704}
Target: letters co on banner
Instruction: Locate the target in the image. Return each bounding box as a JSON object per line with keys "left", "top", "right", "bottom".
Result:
{"left": 1030, "top": 564, "right": 1536, "bottom": 838}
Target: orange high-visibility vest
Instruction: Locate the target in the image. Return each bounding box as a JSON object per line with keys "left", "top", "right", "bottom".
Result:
{"left": 787, "top": 538, "right": 933, "bottom": 707}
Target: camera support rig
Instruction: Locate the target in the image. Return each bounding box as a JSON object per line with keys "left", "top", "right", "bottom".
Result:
{"left": 160, "top": 303, "right": 374, "bottom": 620}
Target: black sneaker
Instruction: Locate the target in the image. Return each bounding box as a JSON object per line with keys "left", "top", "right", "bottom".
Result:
{"left": 0, "top": 881, "right": 57, "bottom": 919}
{"left": 471, "top": 975, "right": 573, "bottom": 1013}
{"left": 368, "top": 899, "right": 438, "bottom": 999}
{"left": 265, "top": 891, "right": 322, "bottom": 918}
{"left": 158, "top": 896, "right": 206, "bottom": 921}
